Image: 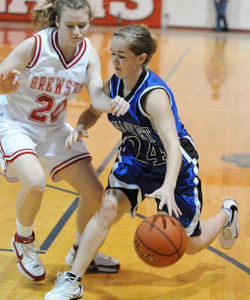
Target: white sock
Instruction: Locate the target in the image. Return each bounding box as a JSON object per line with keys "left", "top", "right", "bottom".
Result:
{"left": 220, "top": 208, "right": 232, "bottom": 227}
{"left": 75, "top": 231, "right": 82, "bottom": 247}
{"left": 16, "top": 218, "right": 34, "bottom": 238}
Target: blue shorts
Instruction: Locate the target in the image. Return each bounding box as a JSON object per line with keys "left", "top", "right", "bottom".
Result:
{"left": 107, "top": 137, "right": 202, "bottom": 237}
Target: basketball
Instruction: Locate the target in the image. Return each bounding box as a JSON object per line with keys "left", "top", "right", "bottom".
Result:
{"left": 134, "top": 215, "right": 187, "bottom": 267}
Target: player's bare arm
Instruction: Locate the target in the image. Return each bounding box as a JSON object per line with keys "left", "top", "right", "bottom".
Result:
{"left": 76, "top": 77, "right": 112, "bottom": 130}
{"left": 85, "top": 48, "right": 129, "bottom": 115}
{"left": 0, "top": 37, "right": 35, "bottom": 94}
{"left": 65, "top": 105, "right": 102, "bottom": 150}
{"left": 65, "top": 77, "right": 112, "bottom": 149}
{"left": 144, "top": 89, "right": 182, "bottom": 217}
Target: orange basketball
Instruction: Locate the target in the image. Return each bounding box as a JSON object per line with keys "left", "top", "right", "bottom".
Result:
{"left": 134, "top": 215, "right": 187, "bottom": 267}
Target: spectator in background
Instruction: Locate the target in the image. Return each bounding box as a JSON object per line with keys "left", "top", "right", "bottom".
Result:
{"left": 214, "top": 0, "right": 229, "bottom": 32}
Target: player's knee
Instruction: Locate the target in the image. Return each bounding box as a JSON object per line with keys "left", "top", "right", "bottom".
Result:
{"left": 185, "top": 239, "right": 200, "bottom": 255}
{"left": 98, "top": 202, "right": 118, "bottom": 228}
{"left": 80, "top": 182, "right": 103, "bottom": 204}
{"left": 24, "top": 176, "right": 46, "bottom": 196}
{"left": 29, "top": 183, "right": 46, "bottom": 197}
{"left": 185, "top": 246, "right": 198, "bottom": 256}
{"left": 90, "top": 184, "right": 104, "bottom": 211}
{"left": 95, "top": 183, "right": 104, "bottom": 201}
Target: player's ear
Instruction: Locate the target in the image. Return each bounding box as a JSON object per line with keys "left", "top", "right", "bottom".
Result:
{"left": 138, "top": 53, "right": 148, "bottom": 66}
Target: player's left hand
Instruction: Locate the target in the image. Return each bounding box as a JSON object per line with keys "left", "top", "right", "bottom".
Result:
{"left": 65, "top": 124, "right": 88, "bottom": 150}
{"left": 145, "top": 185, "right": 182, "bottom": 218}
{"left": 110, "top": 96, "right": 130, "bottom": 117}
{"left": 0, "top": 70, "right": 20, "bottom": 94}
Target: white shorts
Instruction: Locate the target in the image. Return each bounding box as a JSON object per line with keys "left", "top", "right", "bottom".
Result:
{"left": 0, "top": 108, "right": 91, "bottom": 182}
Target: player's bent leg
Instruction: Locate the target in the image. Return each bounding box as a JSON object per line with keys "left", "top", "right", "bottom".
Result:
{"left": 185, "top": 211, "right": 228, "bottom": 255}
{"left": 185, "top": 199, "right": 239, "bottom": 255}
{"left": 65, "top": 194, "right": 120, "bottom": 274}
{"left": 46, "top": 191, "right": 129, "bottom": 298}
{"left": 11, "top": 154, "right": 46, "bottom": 225}
{"left": 70, "top": 189, "right": 130, "bottom": 276}
{"left": 10, "top": 155, "right": 46, "bottom": 280}
{"left": 60, "top": 164, "right": 127, "bottom": 275}
{"left": 58, "top": 159, "right": 103, "bottom": 233}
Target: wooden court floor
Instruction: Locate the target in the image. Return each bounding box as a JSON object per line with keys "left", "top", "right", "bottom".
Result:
{"left": 0, "top": 23, "right": 249, "bottom": 299}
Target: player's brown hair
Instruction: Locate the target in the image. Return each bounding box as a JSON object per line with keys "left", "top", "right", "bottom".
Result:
{"left": 113, "top": 24, "right": 158, "bottom": 65}
{"left": 32, "top": 0, "right": 93, "bottom": 31}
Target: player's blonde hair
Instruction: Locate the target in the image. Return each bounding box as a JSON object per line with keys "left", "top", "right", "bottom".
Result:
{"left": 32, "top": 0, "right": 93, "bottom": 31}
{"left": 113, "top": 25, "right": 158, "bottom": 65}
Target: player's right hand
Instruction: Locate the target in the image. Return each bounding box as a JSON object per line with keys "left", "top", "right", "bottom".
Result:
{"left": 0, "top": 70, "right": 20, "bottom": 94}
{"left": 110, "top": 96, "right": 130, "bottom": 116}
{"left": 66, "top": 124, "right": 88, "bottom": 150}
{"left": 145, "top": 185, "right": 182, "bottom": 218}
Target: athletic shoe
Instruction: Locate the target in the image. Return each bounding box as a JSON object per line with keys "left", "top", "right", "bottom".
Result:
{"left": 65, "top": 245, "right": 120, "bottom": 273}
{"left": 11, "top": 232, "right": 46, "bottom": 281}
{"left": 44, "top": 271, "right": 83, "bottom": 300}
{"left": 219, "top": 199, "right": 239, "bottom": 249}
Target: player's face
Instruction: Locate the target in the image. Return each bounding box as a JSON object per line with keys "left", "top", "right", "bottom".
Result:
{"left": 56, "top": 7, "right": 90, "bottom": 48}
{"left": 110, "top": 37, "right": 145, "bottom": 80}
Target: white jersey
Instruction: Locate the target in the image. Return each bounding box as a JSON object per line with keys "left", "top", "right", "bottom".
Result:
{"left": 0, "top": 27, "right": 92, "bottom": 127}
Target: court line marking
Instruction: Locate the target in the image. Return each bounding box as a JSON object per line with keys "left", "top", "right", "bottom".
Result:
{"left": 45, "top": 185, "right": 79, "bottom": 195}
{"left": 1, "top": 48, "right": 249, "bottom": 275}
{"left": 41, "top": 197, "right": 80, "bottom": 250}
{"left": 164, "top": 48, "right": 190, "bottom": 82}
{"left": 207, "top": 246, "right": 250, "bottom": 275}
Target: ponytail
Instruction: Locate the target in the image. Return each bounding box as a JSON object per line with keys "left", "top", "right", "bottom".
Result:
{"left": 32, "top": 0, "right": 93, "bottom": 32}
{"left": 32, "top": 0, "right": 57, "bottom": 31}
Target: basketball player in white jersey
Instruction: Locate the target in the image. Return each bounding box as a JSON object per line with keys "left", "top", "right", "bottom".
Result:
{"left": 0, "top": 0, "right": 129, "bottom": 283}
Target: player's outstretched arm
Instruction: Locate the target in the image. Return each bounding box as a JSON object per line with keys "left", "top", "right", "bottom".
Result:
{"left": 85, "top": 48, "right": 129, "bottom": 116}
{"left": 0, "top": 37, "right": 35, "bottom": 94}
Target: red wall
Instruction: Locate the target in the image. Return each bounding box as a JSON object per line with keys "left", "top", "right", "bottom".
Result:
{"left": 93, "top": 0, "right": 162, "bottom": 28}
{"left": 0, "top": 0, "right": 36, "bottom": 21}
{"left": 0, "top": 0, "right": 162, "bottom": 28}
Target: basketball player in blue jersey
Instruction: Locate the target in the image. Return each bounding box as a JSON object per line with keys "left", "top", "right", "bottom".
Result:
{"left": 0, "top": 0, "right": 129, "bottom": 286}
{"left": 45, "top": 25, "right": 239, "bottom": 299}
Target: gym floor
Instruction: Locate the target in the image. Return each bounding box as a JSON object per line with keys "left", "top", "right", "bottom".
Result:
{"left": 0, "top": 23, "right": 249, "bottom": 299}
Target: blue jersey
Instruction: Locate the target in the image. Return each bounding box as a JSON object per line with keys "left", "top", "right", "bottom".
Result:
{"left": 108, "top": 69, "right": 190, "bottom": 167}
{"left": 107, "top": 69, "right": 202, "bottom": 237}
